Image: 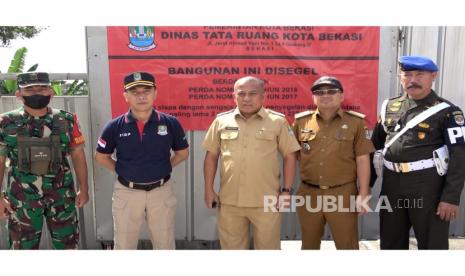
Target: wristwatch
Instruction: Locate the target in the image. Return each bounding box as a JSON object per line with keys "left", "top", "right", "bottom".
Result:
{"left": 280, "top": 187, "right": 293, "bottom": 193}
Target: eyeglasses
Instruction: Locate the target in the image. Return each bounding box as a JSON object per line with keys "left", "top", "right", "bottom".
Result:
{"left": 312, "top": 88, "right": 341, "bottom": 96}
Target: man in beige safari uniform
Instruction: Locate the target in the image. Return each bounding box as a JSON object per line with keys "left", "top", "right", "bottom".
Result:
{"left": 202, "top": 76, "right": 300, "bottom": 249}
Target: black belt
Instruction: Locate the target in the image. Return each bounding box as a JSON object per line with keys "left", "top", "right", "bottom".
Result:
{"left": 117, "top": 175, "right": 170, "bottom": 191}
{"left": 302, "top": 180, "right": 350, "bottom": 190}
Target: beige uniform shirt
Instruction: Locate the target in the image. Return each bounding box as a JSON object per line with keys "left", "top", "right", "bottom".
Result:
{"left": 293, "top": 109, "right": 375, "bottom": 188}
{"left": 202, "top": 107, "right": 301, "bottom": 207}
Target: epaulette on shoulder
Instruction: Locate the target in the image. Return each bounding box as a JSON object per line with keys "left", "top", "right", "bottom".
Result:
{"left": 216, "top": 109, "right": 234, "bottom": 117}
{"left": 52, "top": 108, "right": 73, "bottom": 121}
{"left": 388, "top": 94, "right": 403, "bottom": 101}
{"left": 294, "top": 110, "right": 314, "bottom": 119}
{"left": 3, "top": 108, "right": 24, "bottom": 122}
{"left": 4, "top": 108, "right": 22, "bottom": 116}
{"left": 434, "top": 97, "right": 454, "bottom": 107}
{"left": 345, "top": 110, "right": 366, "bottom": 119}
{"left": 268, "top": 109, "right": 285, "bottom": 117}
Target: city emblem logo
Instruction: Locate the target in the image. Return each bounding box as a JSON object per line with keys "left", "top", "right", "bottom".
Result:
{"left": 128, "top": 26, "right": 156, "bottom": 51}
{"left": 158, "top": 125, "right": 168, "bottom": 136}
{"left": 454, "top": 114, "right": 464, "bottom": 126}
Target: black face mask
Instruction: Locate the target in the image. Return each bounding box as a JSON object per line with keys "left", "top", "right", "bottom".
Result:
{"left": 22, "top": 95, "right": 51, "bottom": 109}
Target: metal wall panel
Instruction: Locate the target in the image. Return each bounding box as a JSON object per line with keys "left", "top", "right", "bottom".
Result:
{"left": 403, "top": 26, "right": 441, "bottom": 61}
{"left": 358, "top": 26, "right": 401, "bottom": 240}
{"left": 192, "top": 131, "right": 219, "bottom": 241}
{"left": 439, "top": 27, "right": 465, "bottom": 236}
{"left": 441, "top": 27, "right": 465, "bottom": 110}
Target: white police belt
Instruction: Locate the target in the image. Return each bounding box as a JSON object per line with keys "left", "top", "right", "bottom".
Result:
{"left": 383, "top": 158, "right": 435, "bottom": 173}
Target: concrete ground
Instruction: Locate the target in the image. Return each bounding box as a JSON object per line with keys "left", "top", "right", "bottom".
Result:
{"left": 281, "top": 237, "right": 465, "bottom": 250}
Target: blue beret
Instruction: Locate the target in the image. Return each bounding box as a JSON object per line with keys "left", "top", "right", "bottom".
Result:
{"left": 399, "top": 56, "right": 438, "bottom": 72}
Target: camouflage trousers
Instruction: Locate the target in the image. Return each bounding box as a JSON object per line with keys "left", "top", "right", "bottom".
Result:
{"left": 5, "top": 170, "right": 79, "bottom": 249}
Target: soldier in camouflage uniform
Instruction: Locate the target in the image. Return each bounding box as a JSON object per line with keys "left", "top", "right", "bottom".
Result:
{"left": 0, "top": 72, "right": 89, "bottom": 249}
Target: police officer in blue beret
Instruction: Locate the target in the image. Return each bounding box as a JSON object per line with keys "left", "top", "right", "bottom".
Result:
{"left": 371, "top": 56, "right": 465, "bottom": 249}
{"left": 94, "top": 72, "right": 189, "bottom": 249}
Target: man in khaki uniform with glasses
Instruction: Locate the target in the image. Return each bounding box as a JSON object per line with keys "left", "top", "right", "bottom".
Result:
{"left": 293, "top": 76, "right": 375, "bottom": 249}
{"left": 202, "top": 76, "right": 300, "bottom": 249}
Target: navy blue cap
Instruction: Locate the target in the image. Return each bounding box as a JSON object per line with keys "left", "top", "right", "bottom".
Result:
{"left": 124, "top": 72, "right": 156, "bottom": 90}
{"left": 311, "top": 76, "right": 343, "bottom": 92}
{"left": 399, "top": 56, "right": 438, "bottom": 72}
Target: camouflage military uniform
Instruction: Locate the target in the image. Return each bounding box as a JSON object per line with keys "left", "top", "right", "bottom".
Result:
{"left": 0, "top": 107, "right": 85, "bottom": 249}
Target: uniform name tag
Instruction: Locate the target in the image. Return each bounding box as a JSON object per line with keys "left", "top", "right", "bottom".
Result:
{"left": 225, "top": 126, "right": 239, "bottom": 131}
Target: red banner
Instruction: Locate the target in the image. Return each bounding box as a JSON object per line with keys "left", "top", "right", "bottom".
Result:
{"left": 107, "top": 26, "right": 380, "bottom": 129}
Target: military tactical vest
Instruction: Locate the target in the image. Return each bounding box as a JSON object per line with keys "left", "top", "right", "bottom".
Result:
{"left": 11, "top": 109, "right": 68, "bottom": 175}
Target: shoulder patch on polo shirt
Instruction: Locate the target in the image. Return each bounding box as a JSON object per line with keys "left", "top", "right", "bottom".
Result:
{"left": 294, "top": 110, "right": 314, "bottom": 119}
{"left": 97, "top": 137, "right": 107, "bottom": 148}
{"left": 345, "top": 110, "right": 366, "bottom": 119}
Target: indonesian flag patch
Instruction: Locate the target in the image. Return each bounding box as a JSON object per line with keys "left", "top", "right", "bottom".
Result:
{"left": 98, "top": 137, "right": 107, "bottom": 148}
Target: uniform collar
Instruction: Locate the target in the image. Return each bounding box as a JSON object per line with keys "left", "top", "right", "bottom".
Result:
{"left": 413, "top": 90, "right": 439, "bottom": 105}
{"left": 407, "top": 90, "right": 440, "bottom": 109}
{"left": 315, "top": 108, "right": 344, "bottom": 119}
{"left": 125, "top": 108, "right": 159, "bottom": 123}
{"left": 257, "top": 107, "right": 268, "bottom": 118}
{"left": 233, "top": 106, "right": 267, "bottom": 119}
{"left": 20, "top": 106, "right": 52, "bottom": 119}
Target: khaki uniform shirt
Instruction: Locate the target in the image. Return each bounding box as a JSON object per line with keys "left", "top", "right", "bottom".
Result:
{"left": 293, "top": 108, "right": 375, "bottom": 188}
{"left": 202, "top": 107, "right": 301, "bottom": 207}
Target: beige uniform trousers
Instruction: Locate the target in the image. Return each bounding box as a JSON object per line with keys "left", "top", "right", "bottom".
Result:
{"left": 297, "top": 182, "right": 359, "bottom": 249}
{"left": 112, "top": 179, "right": 177, "bottom": 249}
{"left": 218, "top": 204, "right": 281, "bottom": 250}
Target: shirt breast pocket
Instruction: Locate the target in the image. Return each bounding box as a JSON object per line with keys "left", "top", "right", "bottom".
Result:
{"left": 220, "top": 130, "right": 239, "bottom": 153}
{"left": 412, "top": 121, "right": 435, "bottom": 143}
{"left": 384, "top": 114, "right": 401, "bottom": 132}
{"left": 334, "top": 131, "right": 355, "bottom": 155}
{"left": 255, "top": 130, "right": 276, "bottom": 151}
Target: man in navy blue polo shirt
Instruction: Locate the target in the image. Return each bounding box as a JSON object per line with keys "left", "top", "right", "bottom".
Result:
{"left": 95, "top": 71, "right": 189, "bottom": 249}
